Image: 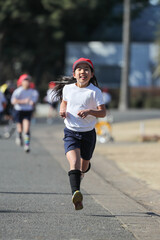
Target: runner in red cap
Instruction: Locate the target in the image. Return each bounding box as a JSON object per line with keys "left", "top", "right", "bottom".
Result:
{"left": 17, "top": 74, "right": 31, "bottom": 87}
{"left": 11, "top": 74, "right": 38, "bottom": 152}
{"left": 53, "top": 58, "right": 106, "bottom": 210}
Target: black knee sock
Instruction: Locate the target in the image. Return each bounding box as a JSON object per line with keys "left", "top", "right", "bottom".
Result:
{"left": 18, "top": 132, "right": 22, "bottom": 138}
{"left": 68, "top": 170, "right": 81, "bottom": 195}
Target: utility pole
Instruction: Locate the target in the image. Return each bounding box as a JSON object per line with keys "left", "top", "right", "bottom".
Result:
{"left": 119, "top": 0, "right": 131, "bottom": 111}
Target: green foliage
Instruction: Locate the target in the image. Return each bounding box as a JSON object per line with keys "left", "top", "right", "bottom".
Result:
{"left": 0, "top": 0, "right": 150, "bottom": 94}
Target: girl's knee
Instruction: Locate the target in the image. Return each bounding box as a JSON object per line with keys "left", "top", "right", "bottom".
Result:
{"left": 66, "top": 149, "right": 81, "bottom": 170}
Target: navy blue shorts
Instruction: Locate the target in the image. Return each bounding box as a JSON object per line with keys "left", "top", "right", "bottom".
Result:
{"left": 63, "top": 127, "right": 96, "bottom": 160}
{"left": 14, "top": 110, "right": 33, "bottom": 123}
{"left": 49, "top": 102, "right": 58, "bottom": 109}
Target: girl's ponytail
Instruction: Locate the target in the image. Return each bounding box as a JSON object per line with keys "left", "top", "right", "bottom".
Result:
{"left": 90, "top": 75, "right": 99, "bottom": 88}
{"left": 52, "top": 76, "right": 76, "bottom": 101}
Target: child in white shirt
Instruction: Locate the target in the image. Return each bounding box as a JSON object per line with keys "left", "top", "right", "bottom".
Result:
{"left": 11, "top": 74, "right": 38, "bottom": 152}
{"left": 54, "top": 58, "right": 106, "bottom": 210}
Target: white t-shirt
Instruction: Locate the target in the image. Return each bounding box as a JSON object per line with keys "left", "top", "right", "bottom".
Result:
{"left": 63, "top": 83, "right": 104, "bottom": 132}
{"left": 0, "top": 91, "right": 6, "bottom": 112}
{"left": 11, "top": 87, "right": 38, "bottom": 111}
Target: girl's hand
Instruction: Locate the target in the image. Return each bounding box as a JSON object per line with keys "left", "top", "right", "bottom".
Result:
{"left": 59, "top": 110, "right": 67, "bottom": 119}
{"left": 77, "top": 109, "right": 90, "bottom": 119}
{"left": 29, "top": 100, "right": 34, "bottom": 106}
{"left": 23, "top": 98, "right": 30, "bottom": 104}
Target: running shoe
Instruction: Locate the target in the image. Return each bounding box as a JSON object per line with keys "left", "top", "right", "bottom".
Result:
{"left": 3, "top": 132, "right": 10, "bottom": 139}
{"left": 15, "top": 137, "right": 23, "bottom": 146}
{"left": 72, "top": 190, "right": 83, "bottom": 210}
{"left": 24, "top": 145, "right": 30, "bottom": 153}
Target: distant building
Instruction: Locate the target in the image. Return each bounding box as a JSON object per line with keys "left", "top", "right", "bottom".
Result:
{"left": 65, "top": 5, "right": 160, "bottom": 88}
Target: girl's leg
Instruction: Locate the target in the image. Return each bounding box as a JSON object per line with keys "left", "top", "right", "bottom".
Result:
{"left": 48, "top": 105, "right": 53, "bottom": 118}
{"left": 80, "top": 159, "right": 91, "bottom": 181}
{"left": 15, "top": 122, "right": 23, "bottom": 145}
{"left": 22, "top": 119, "right": 30, "bottom": 151}
{"left": 81, "top": 158, "right": 90, "bottom": 173}
{"left": 23, "top": 119, "right": 30, "bottom": 134}
{"left": 47, "top": 105, "right": 53, "bottom": 124}
{"left": 66, "top": 149, "right": 81, "bottom": 194}
{"left": 67, "top": 149, "right": 83, "bottom": 210}
{"left": 66, "top": 148, "right": 81, "bottom": 170}
{"left": 16, "top": 122, "right": 22, "bottom": 134}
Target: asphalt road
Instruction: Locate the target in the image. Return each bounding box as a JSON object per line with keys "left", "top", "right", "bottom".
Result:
{"left": 1, "top": 114, "right": 160, "bottom": 240}
{"left": 0, "top": 125, "right": 136, "bottom": 240}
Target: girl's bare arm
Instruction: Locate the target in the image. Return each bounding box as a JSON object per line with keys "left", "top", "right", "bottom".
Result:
{"left": 12, "top": 98, "right": 30, "bottom": 105}
{"left": 59, "top": 100, "right": 67, "bottom": 119}
{"left": 78, "top": 104, "right": 106, "bottom": 119}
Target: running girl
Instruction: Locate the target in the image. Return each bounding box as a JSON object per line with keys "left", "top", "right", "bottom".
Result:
{"left": 54, "top": 58, "right": 106, "bottom": 210}
{"left": 11, "top": 74, "right": 38, "bottom": 152}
